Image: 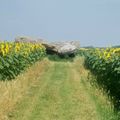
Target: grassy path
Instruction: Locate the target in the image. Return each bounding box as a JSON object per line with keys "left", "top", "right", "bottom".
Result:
{"left": 8, "top": 58, "right": 117, "bottom": 120}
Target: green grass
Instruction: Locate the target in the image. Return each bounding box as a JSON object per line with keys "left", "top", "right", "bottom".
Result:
{"left": 8, "top": 57, "right": 118, "bottom": 120}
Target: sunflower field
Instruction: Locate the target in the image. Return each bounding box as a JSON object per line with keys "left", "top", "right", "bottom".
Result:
{"left": 84, "top": 48, "right": 120, "bottom": 108}
{"left": 0, "top": 42, "right": 46, "bottom": 80}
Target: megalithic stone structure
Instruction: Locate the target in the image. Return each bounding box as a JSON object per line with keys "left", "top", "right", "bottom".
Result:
{"left": 15, "top": 36, "right": 80, "bottom": 55}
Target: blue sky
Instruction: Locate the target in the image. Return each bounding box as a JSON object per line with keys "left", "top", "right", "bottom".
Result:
{"left": 0, "top": 0, "right": 120, "bottom": 47}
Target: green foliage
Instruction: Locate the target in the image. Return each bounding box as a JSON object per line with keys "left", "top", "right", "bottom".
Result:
{"left": 47, "top": 54, "right": 74, "bottom": 62}
{"left": 84, "top": 48, "right": 120, "bottom": 109}
{"left": 0, "top": 42, "right": 46, "bottom": 80}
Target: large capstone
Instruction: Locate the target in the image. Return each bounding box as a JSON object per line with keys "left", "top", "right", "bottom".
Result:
{"left": 43, "top": 41, "right": 80, "bottom": 56}
{"left": 15, "top": 36, "right": 45, "bottom": 43}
